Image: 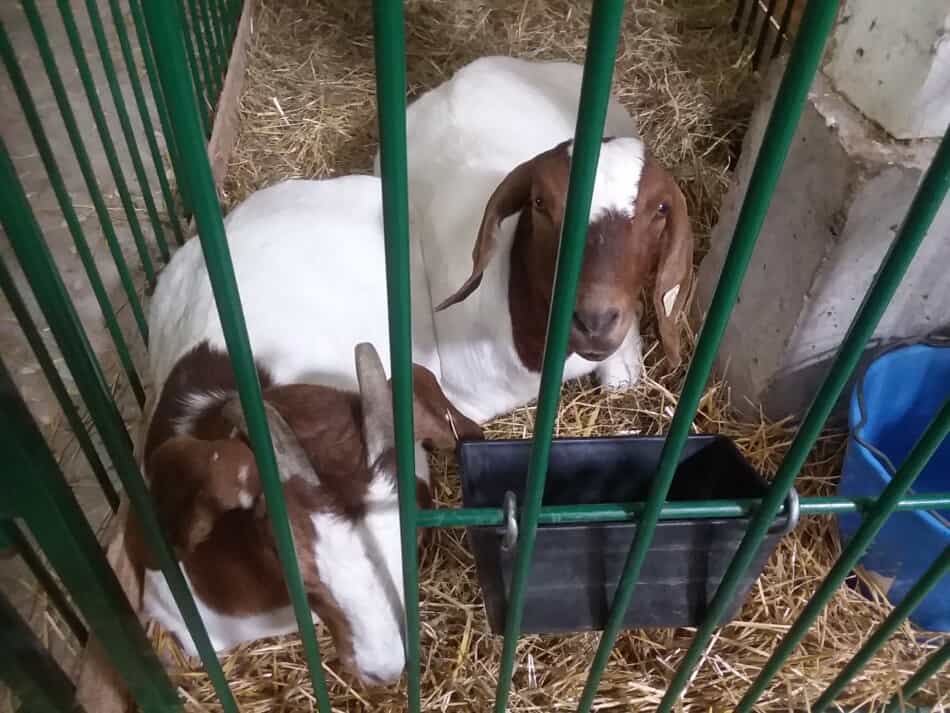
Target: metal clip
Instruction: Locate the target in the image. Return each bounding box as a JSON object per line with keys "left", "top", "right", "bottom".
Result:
{"left": 501, "top": 490, "right": 518, "bottom": 552}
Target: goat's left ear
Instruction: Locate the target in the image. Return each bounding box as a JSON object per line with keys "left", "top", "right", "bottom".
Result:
{"left": 410, "top": 365, "right": 483, "bottom": 449}
{"left": 653, "top": 180, "right": 693, "bottom": 368}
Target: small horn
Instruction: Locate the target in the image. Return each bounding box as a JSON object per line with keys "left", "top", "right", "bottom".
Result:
{"left": 354, "top": 342, "right": 394, "bottom": 465}
{"left": 221, "top": 397, "right": 318, "bottom": 486}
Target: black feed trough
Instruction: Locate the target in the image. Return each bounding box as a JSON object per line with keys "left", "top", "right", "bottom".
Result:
{"left": 458, "top": 434, "right": 799, "bottom": 635}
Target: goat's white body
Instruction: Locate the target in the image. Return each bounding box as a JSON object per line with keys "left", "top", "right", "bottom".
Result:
{"left": 148, "top": 176, "right": 440, "bottom": 392}
{"left": 386, "top": 56, "right": 643, "bottom": 422}
{"left": 145, "top": 176, "right": 434, "bottom": 680}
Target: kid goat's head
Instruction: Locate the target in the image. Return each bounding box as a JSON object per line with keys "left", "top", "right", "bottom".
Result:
{"left": 436, "top": 137, "right": 694, "bottom": 367}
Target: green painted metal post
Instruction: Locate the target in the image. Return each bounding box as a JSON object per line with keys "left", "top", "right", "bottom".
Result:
{"left": 813, "top": 544, "right": 950, "bottom": 711}
{"left": 415, "top": 493, "right": 950, "bottom": 528}
{"left": 660, "top": 122, "right": 950, "bottom": 713}
{"left": 577, "top": 3, "right": 842, "bottom": 709}
{"left": 371, "top": 3, "right": 420, "bottom": 710}
{"left": 0, "top": 137, "right": 239, "bottom": 713}
{"left": 142, "top": 4, "right": 333, "bottom": 710}
{"left": 128, "top": 0, "right": 192, "bottom": 225}
{"left": 0, "top": 588, "right": 85, "bottom": 713}
{"left": 45, "top": 0, "right": 158, "bottom": 285}
{"left": 493, "top": 3, "right": 626, "bottom": 710}
{"left": 737, "top": 399, "right": 950, "bottom": 710}
{"left": 886, "top": 641, "right": 950, "bottom": 712}
{"left": 105, "top": 0, "right": 186, "bottom": 249}
{"left": 2, "top": 520, "right": 89, "bottom": 646}
{"left": 79, "top": 0, "right": 171, "bottom": 264}
{"left": 175, "top": 0, "right": 212, "bottom": 135}
{"left": 0, "top": 254, "right": 119, "bottom": 512}
{"left": 0, "top": 358, "right": 180, "bottom": 713}
{"left": 8, "top": 5, "right": 151, "bottom": 345}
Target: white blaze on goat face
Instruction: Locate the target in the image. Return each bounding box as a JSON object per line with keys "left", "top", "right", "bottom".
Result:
{"left": 567, "top": 137, "right": 646, "bottom": 222}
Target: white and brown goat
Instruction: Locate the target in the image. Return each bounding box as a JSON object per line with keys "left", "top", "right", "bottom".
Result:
{"left": 126, "top": 341, "right": 481, "bottom": 686}
{"left": 377, "top": 55, "right": 695, "bottom": 422}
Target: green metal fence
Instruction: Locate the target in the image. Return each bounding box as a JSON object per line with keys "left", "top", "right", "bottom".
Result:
{"left": 1, "top": 1, "right": 948, "bottom": 711}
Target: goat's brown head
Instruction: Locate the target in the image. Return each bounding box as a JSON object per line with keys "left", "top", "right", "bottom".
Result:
{"left": 436, "top": 137, "right": 693, "bottom": 368}
{"left": 138, "top": 340, "right": 482, "bottom": 688}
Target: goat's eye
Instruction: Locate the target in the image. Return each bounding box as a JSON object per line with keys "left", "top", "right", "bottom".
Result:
{"left": 657, "top": 202, "right": 670, "bottom": 217}
{"left": 533, "top": 196, "right": 544, "bottom": 210}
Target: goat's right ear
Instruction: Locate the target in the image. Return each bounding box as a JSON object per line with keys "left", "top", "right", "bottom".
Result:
{"left": 434, "top": 156, "right": 536, "bottom": 311}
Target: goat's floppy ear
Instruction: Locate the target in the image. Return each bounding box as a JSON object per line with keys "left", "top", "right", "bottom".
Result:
{"left": 410, "top": 364, "right": 483, "bottom": 449}
{"left": 147, "top": 436, "right": 258, "bottom": 554}
{"left": 220, "top": 397, "right": 319, "bottom": 486}
{"left": 653, "top": 181, "right": 693, "bottom": 368}
{"left": 434, "top": 156, "right": 536, "bottom": 311}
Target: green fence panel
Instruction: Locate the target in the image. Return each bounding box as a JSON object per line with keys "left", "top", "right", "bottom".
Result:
{"left": 416, "top": 492, "right": 950, "bottom": 528}
{"left": 1, "top": 520, "right": 89, "bottom": 646}
{"left": 492, "top": 3, "right": 626, "bottom": 710}
{"left": 659, "top": 121, "right": 950, "bottom": 713}
{"left": 813, "top": 544, "right": 950, "bottom": 711}
{"left": 176, "top": 0, "right": 212, "bottom": 135}
{"left": 128, "top": 0, "right": 190, "bottom": 225}
{"left": 0, "top": 135, "right": 239, "bottom": 713}
{"left": 887, "top": 641, "right": 950, "bottom": 712}
{"left": 736, "top": 396, "right": 950, "bottom": 710}
{"left": 196, "top": 0, "right": 225, "bottom": 93}
{"left": 0, "top": 356, "right": 179, "bottom": 713}
{"left": 0, "top": 587, "right": 85, "bottom": 713}
{"left": 105, "top": 0, "right": 185, "bottom": 250}
{"left": 577, "top": 2, "right": 842, "bottom": 709}
{"left": 5, "top": 6, "right": 151, "bottom": 346}
{"left": 0, "top": 254, "right": 119, "bottom": 511}
{"left": 142, "top": 4, "right": 333, "bottom": 711}
{"left": 184, "top": 0, "right": 220, "bottom": 110}
{"left": 80, "top": 0, "right": 171, "bottom": 264}
{"left": 38, "top": 0, "right": 157, "bottom": 286}
{"left": 371, "top": 2, "right": 421, "bottom": 710}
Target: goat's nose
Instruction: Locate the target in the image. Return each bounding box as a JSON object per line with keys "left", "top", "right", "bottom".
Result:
{"left": 573, "top": 307, "right": 620, "bottom": 337}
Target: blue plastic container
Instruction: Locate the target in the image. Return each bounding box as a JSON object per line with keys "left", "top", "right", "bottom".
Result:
{"left": 836, "top": 341, "right": 950, "bottom": 632}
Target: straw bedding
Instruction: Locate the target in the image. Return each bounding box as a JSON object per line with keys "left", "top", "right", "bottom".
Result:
{"left": 152, "top": 1, "right": 948, "bottom": 710}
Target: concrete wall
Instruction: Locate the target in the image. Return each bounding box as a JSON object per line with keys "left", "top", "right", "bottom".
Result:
{"left": 694, "top": 3, "right": 950, "bottom": 421}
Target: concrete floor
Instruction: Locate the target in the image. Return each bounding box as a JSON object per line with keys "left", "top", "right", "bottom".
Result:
{"left": 1, "top": 0, "right": 175, "bottom": 696}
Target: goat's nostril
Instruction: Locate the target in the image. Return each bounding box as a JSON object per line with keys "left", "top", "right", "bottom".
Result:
{"left": 572, "top": 311, "right": 591, "bottom": 335}
{"left": 574, "top": 308, "right": 620, "bottom": 337}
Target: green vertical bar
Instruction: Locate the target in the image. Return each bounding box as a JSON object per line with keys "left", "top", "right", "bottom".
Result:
{"left": 738, "top": 403, "right": 950, "bottom": 711}
{"left": 0, "top": 588, "right": 85, "bottom": 713}
{"left": 886, "top": 641, "right": 950, "bottom": 712}
{"left": 813, "top": 544, "right": 950, "bottom": 711}
{"left": 42, "top": 0, "right": 158, "bottom": 285}
{"left": 2, "top": 521, "right": 89, "bottom": 646}
{"left": 128, "top": 0, "right": 192, "bottom": 226}
{"left": 206, "top": 0, "right": 230, "bottom": 90}
{"left": 577, "top": 3, "right": 842, "bottom": 710}
{"left": 493, "top": 4, "right": 626, "bottom": 711}
{"left": 0, "top": 254, "right": 119, "bottom": 511}
{"left": 185, "top": 0, "right": 220, "bottom": 105}
{"left": 106, "top": 0, "right": 185, "bottom": 249}
{"left": 371, "top": 3, "right": 420, "bottom": 710}
{"left": 78, "top": 0, "right": 171, "bottom": 263}
{"left": 175, "top": 0, "right": 212, "bottom": 135}
{"left": 195, "top": 0, "right": 225, "bottom": 102}
{"left": 141, "top": 4, "right": 332, "bottom": 711}
{"left": 0, "top": 138, "right": 239, "bottom": 713}
{"left": 1, "top": 22, "right": 148, "bottom": 404}
{"left": 0, "top": 359, "right": 179, "bottom": 713}
{"left": 9, "top": 6, "right": 151, "bottom": 343}
{"left": 659, "top": 123, "right": 950, "bottom": 713}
